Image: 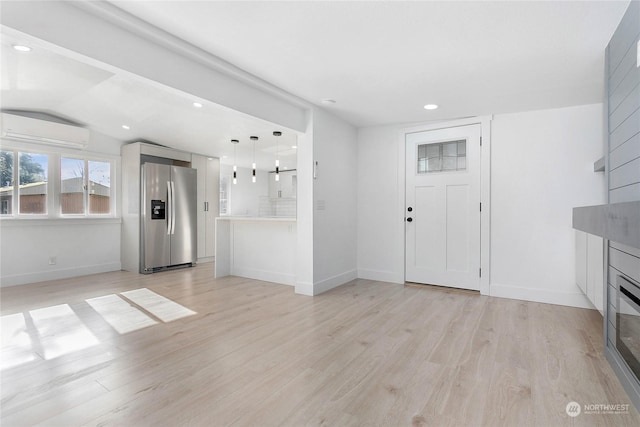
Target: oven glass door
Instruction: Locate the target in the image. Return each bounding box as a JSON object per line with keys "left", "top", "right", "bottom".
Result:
{"left": 617, "top": 275, "right": 640, "bottom": 380}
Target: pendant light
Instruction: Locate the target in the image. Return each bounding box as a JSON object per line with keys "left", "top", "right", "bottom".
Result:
{"left": 250, "top": 136, "right": 258, "bottom": 183}
{"left": 231, "top": 139, "right": 239, "bottom": 184}
{"left": 273, "top": 131, "right": 282, "bottom": 182}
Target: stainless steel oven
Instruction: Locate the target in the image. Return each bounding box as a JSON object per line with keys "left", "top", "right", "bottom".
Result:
{"left": 617, "top": 274, "right": 640, "bottom": 379}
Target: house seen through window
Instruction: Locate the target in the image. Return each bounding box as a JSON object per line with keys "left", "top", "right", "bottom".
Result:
{"left": 61, "top": 157, "right": 111, "bottom": 215}
{"left": 0, "top": 151, "right": 49, "bottom": 215}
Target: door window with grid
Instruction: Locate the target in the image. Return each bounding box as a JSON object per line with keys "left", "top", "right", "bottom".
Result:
{"left": 417, "top": 140, "right": 466, "bottom": 174}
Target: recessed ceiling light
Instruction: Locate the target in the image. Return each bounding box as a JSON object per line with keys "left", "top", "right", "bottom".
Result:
{"left": 283, "top": 166, "right": 288, "bottom": 170}
{"left": 321, "top": 99, "right": 336, "bottom": 105}
{"left": 12, "top": 45, "right": 31, "bottom": 52}
{"left": 423, "top": 104, "right": 439, "bottom": 110}
{"left": 121, "top": 124, "right": 130, "bottom": 130}
{"left": 193, "top": 102, "right": 203, "bottom": 108}
{"left": 291, "top": 145, "right": 297, "bottom": 149}
{"left": 222, "top": 155, "right": 228, "bottom": 159}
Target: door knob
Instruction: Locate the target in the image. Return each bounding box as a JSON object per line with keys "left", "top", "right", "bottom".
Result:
{"left": 407, "top": 207, "right": 413, "bottom": 212}
{"left": 406, "top": 217, "right": 413, "bottom": 222}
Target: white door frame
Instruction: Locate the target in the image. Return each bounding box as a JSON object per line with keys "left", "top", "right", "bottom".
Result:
{"left": 397, "top": 116, "right": 492, "bottom": 296}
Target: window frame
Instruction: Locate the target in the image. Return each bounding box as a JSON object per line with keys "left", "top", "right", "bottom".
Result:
{"left": 0, "top": 141, "right": 118, "bottom": 220}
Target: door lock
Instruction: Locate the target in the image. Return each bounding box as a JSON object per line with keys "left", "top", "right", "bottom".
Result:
{"left": 407, "top": 207, "right": 413, "bottom": 212}
{"left": 406, "top": 217, "right": 413, "bottom": 222}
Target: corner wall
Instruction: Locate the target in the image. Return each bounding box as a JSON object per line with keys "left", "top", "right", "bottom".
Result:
{"left": 310, "top": 107, "right": 358, "bottom": 294}
{"left": 357, "top": 124, "right": 405, "bottom": 283}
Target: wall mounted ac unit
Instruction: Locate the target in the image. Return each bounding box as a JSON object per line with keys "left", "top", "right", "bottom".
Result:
{"left": 0, "top": 112, "right": 90, "bottom": 149}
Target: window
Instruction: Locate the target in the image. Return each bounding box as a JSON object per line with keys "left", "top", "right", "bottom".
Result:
{"left": 0, "top": 150, "right": 14, "bottom": 215}
{"left": 417, "top": 140, "right": 466, "bottom": 174}
{"left": 18, "top": 152, "right": 48, "bottom": 214}
{"left": 61, "top": 157, "right": 84, "bottom": 214}
{"left": 0, "top": 151, "right": 49, "bottom": 215}
{"left": 61, "top": 157, "right": 111, "bottom": 216}
{"left": 0, "top": 147, "right": 114, "bottom": 218}
{"left": 88, "top": 160, "right": 111, "bottom": 214}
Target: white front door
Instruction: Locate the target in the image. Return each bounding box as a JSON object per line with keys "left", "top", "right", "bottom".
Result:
{"left": 405, "top": 124, "right": 481, "bottom": 291}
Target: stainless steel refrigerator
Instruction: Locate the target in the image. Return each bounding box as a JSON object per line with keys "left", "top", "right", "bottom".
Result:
{"left": 141, "top": 163, "right": 197, "bottom": 273}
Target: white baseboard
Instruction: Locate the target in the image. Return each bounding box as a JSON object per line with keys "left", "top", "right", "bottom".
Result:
{"left": 197, "top": 256, "right": 215, "bottom": 264}
{"left": 295, "top": 281, "right": 314, "bottom": 296}
{"left": 490, "top": 283, "right": 595, "bottom": 309}
{"left": 357, "top": 268, "right": 404, "bottom": 284}
{"left": 0, "top": 262, "right": 122, "bottom": 287}
{"left": 231, "top": 267, "right": 295, "bottom": 286}
{"left": 313, "top": 269, "right": 358, "bottom": 295}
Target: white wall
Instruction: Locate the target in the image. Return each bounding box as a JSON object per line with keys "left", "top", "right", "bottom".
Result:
{"left": 310, "top": 107, "right": 358, "bottom": 294}
{"left": 490, "top": 103, "right": 606, "bottom": 306}
{"left": 0, "top": 220, "right": 121, "bottom": 286}
{"left": 0, "top": 130, "right": 124, "bottom": 287}
{"left": 220, "top": 164, "right": 269, "bottom": 217}
{"left": 357, "top": 103, "right": 606, "bottom": 308}
{"left": 357, "top": 124, "right": 405, "bottom": 283}
{"left": 295, "top": 112, "right": 314, "bottom": 294}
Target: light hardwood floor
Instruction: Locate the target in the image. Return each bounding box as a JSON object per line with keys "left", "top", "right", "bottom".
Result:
{"left": 1, "top": 263, "right": 639, "bottom": 426}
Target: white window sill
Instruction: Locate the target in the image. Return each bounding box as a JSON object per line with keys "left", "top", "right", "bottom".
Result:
{"left": 0, "top": 217, "right": 122, "bottom": 227}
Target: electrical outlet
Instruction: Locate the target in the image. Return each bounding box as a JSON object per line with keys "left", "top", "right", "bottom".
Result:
{"left": 48, "top": 256, "right": 57, "bottom": 265}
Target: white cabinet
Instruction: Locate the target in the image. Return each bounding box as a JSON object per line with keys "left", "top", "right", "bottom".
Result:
{"left": 575, "top": 230, "right": 587, "bottom": 294}
{"left": 192, "top": 155, "right": 220, "bottom": 261}
{"left": 575, "top": 230, "right": 604, "bottom": 314}
{"left": 268, "top": 170, "right": 297, "bottom": 199}
{"left": 586, "top": 233, "right": 604, "bottom": 313}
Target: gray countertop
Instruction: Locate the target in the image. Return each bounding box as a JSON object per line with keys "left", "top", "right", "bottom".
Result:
{"left": 573, "top": 201, "right": 640, "bottom": 249}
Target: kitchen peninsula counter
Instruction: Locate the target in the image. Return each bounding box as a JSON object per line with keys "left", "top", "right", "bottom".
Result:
{"left": 215, "top": 217, "right": 296, "bottom": 285}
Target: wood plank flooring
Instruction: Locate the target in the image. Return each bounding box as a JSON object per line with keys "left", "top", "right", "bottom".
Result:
{"left": 1, "top": 263, "right": 639, "bottom": 426}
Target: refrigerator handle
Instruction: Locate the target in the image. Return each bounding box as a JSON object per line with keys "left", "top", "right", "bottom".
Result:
{"left": 171, "top": 181, "right": 177, "bottom": 235}
{"left": 167, "top": 181, "right": 172, "bottom": 235}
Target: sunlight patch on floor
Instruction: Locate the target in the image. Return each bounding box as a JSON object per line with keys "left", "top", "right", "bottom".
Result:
{"left": 121, "top": 288, "right": 196, "bottom": 322}
{"left": 0, "top": 313, "right": 35, "bottom": 370}
{"left": 86, "top": 294, "right": 158, "bottom": 334}
{"left": 1, "top": 288, "right": 196, "bottom": 371}
{"left": 29, "top": 304, "right": 99, "bottom": 360}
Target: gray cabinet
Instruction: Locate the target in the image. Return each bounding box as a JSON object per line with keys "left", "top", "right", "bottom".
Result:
{"left": 192, "top": 154, "right": 220, "bottom": 260}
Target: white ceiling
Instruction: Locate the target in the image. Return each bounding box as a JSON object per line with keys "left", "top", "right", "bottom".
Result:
{"left": 0, "top": 0, "right": 630, "bottom": 168}
{"left": 0, "top": 30, "right": 298, "bottom": 170}
{"left": 112, "top": 0, "right": 629, "bottom": 127}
